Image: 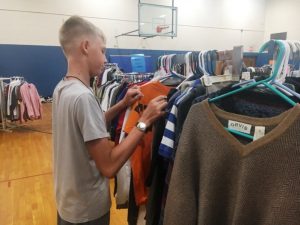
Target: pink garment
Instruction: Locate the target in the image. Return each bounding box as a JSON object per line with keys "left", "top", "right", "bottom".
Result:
{"left": 28, "top": 83, "right": 42, "bottom": 119}
{"left": 20, "top": 83, "right": 42, "bottom": 122}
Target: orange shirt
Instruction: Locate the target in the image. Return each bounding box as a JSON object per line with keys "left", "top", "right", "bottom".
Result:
{"left": 124, "top": 81, "right": 171, "bottom": 206}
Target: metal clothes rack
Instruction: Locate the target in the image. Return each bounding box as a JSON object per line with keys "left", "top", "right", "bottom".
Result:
{"left": 0, "top": 77, "right": 11, "bottom": 131}
{"left": 157, "top": 46, "right": 243, "bottom": 78}
{"left": 113, "top": 72, "right": 154, "bottom": 83}
{"left": 104, "top": 62, "right": 123, "bottom": 74}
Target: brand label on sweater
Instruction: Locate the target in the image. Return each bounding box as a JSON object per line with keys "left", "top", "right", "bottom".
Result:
{"left": 228, "top": 120, "right": 252, "bottom": 134}
{"left": 253, "top": 126, "right": 265, "bottom": 141}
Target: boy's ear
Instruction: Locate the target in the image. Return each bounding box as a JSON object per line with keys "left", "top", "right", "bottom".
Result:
{"left": 80, "top": 39, "right": 89, "bottom": 55}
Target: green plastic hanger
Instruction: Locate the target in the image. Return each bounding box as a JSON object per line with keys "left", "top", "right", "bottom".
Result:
{"left": 209, "top": 40, "right": 297, "bottom": 140}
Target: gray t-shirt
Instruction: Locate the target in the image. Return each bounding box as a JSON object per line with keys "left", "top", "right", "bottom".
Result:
{"left": 52, "top": 79, "right": 111, "bottom": 223}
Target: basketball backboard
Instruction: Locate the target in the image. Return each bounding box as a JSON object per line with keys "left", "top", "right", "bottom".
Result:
{"left": 138, "top": 3, "right": 177, "bottom": 37}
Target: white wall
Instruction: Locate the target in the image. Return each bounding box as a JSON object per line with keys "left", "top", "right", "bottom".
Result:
{"left": 264, "top": 0, "right": 300, "bottom": 41}
{"left": 0, "top": 0, "right": 267, "bottom": 51}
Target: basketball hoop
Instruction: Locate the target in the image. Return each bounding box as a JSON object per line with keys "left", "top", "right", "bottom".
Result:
{"left": 156, "top": 25, "right": 169, "bottom": 33}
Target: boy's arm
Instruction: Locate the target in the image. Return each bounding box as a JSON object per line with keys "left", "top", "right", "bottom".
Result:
{"left": 87, "top": 95, "right": 167, "bottom": 178}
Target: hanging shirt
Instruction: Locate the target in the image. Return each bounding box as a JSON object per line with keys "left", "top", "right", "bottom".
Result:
{"left": 101, "top": 82, "right": 119, "bottom": 112}
{"left": 20, "top": 83, "right": 42, "bottom": 122}
{"left": 159, "top": 80, "right": 201, "bottom": 159}
{"left": 115, "top": 107, "right": 132, "bottom": 208}
{"left": 7, "top": 80, "right": 21, "bottom": 116}
{"left": 124, "top": 81, "right": 171, "bottom": 206}
{"left": 158, "top": 92, "right": 186, "bottom": 159}
{"left": 164, "top": 100, "right": 300, "bottom": 225}
{"left": 100, "top": 68, "right": 112, "bottom": 85}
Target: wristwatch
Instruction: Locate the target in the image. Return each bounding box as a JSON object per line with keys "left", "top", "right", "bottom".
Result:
{"left": 136, "top": 121, "right": 147, "bottom": 133}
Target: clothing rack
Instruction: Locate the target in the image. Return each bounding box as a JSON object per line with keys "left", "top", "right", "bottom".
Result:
{"left": 0, "top": 77, "right": 11, "bottom": 131}
{"left": 157, "top": 46, "right": 243, "bottom": 79}
{"left": 11, "top": 76, "right": 24, "bottom": 81}
{"left": 113, "top": 72, "right": 154, "bottom": 83}
{"left": 104, "top": 63, "right": 119, "bottom": 69}
{"left": 105, "top": 63, "right": 123, "bottom": 75}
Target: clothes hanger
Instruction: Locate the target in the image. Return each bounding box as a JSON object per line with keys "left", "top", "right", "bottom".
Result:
{"left": 209, "top": 40, "right": 297, "bottom": 140}
{"left": 267, "top": 40, "right": 300, "bottom": 100}
{"left": 159, "top": 54, "right": 186, "bottom": 85}
{"left": 209, "top": 40, "right": 297, "bottom": 106}
{"left": 234, "top": 40, "right": 298, "bottom": 98}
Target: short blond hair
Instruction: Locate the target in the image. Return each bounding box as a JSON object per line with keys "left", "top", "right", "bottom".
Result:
{"left": 59, "top": 15, "right": 106, "bottom": 55}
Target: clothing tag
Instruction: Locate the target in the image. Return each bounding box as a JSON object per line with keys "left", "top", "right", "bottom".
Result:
{"left": 253, "top": 126, "right": 265, "bottom": 141}
{"left": 228, "top": 120, "right": 252, "bottom": 134}
{"left": 201, "top": 74, "right": 232, "bottom": 87}
{"left": 241, "top": 72, "right": 251, "bottom": 80}
{"left": 224, "top": 65, "right": 232, "bottom": 75}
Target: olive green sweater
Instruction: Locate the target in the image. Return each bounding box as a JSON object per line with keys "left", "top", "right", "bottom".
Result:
{"left": 164, "top": 100, "right": 300, "bottom": 225}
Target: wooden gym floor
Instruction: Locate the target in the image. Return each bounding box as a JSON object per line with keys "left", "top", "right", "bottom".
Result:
{"left": 0, "top": 103, "right": 127, "bottom": 225}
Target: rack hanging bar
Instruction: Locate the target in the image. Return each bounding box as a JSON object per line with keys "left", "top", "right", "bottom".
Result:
{"left": 105, "top": 63, "right": 118, "bottom": 65}
{"left": 110, "top": 54, "right": 151, "bottom": 57}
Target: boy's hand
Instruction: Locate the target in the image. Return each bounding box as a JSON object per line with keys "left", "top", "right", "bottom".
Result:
{"left": 139, "top": 95, "right": 168, "bottom": 127}
{"left": 122, "top": 85, "right": 144, "bottom": 108}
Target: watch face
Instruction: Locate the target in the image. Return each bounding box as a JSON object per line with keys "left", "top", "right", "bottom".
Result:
{"left": 140, "top": 123, "right": 146, "bottom": 129}
{"left": 137, "top": 122, "right": 146, "bottom": 131}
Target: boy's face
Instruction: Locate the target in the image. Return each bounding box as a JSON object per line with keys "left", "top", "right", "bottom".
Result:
{"left": 88, "top": 36, "right": 107, "bottom": 77}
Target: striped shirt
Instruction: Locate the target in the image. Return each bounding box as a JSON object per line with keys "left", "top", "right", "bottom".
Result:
{"left": 159, "top": 89, "right": 192, "bottom": 159}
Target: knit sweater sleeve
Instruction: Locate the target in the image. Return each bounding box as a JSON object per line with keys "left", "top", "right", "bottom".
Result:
{"left": 164, "top": 105, "right": 200, "bottom": 225}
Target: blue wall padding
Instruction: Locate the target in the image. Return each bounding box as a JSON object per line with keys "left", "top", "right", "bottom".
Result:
{"left": 106, "top": 48, "right": 187, "bottom": 73}
{"left": 0, "top": 44, "right": 270, "bottom": 97}
{"left": 243, "top": 52, "right": 269, "bottom": 67}
{"left": 0, "top": 44, "right": 67, "bottom": 97}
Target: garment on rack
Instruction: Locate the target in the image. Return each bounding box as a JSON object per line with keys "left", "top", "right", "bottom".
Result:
{"left": 164, "top": 100, "right": 300, "bottom": 225}
{"left": 286, "top": 77, "right": 300, "bottom": 93}
{"left": 110, "top": 85, "right": 129, "bottom": 141}
{"left": 146, "top": 79, "right": 300, "bottom": 225}
{"left": 20, "top": 83, "right": 42, "bottom": 121}
{"left": 141, "top": 41, "right": 300, "bottom": 225}
{"left": 0, "top": 80, "right": 8, "bottom": 122}
{"left": 95, "top": 74, "right": 155, "bottom": 210}
{"left": 124, "top": 81, "right": 171, "bottom": 206}
{"left": 145, "top": 88, "right": 178, "bottom": 225}
{"left": 101, "top": 82, "right": 119, "bottom": 112}
{"left": 100, "top": 67, "right": 113, "bottom": 85}
{"left": 3, "top": 79, "right": 42, "bottom": 123}
{"left": 7, "top": 79, "right": 21, "bottom": 118}
{"left": 158, "top": 87, "right": 194, "bottom": 159}
{"left": 146, "top": 81, "right": 236, "bottom": 225}
{"left": 9, "top": 85, "right": 20, "bottom": 121}
{"left": 109, "top": 83, "right": 124, "bottom": 109}
{"left": 113, "top": 81, "right": 151, "bottom": 210}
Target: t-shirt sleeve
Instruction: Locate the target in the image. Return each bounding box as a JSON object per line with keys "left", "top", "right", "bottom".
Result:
{"left": 74, "top": 93, "right": 110, "bottom": 142}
